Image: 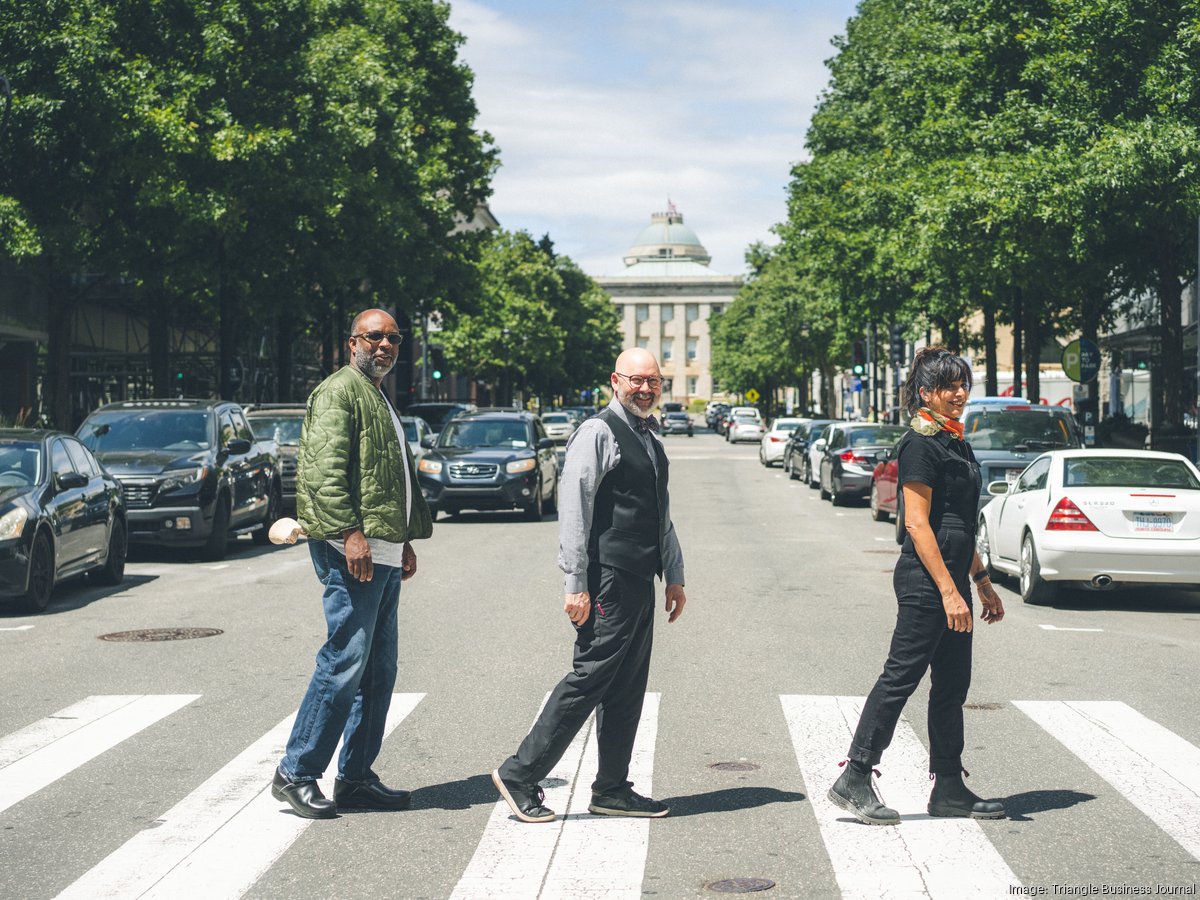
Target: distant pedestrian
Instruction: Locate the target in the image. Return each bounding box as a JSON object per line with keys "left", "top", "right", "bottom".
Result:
{"left": 492, "top": 348, "right": 687, "bottom": 822}
{"left": 271, "top": 308, "right": 432, "bottom": 819}
{"left": 829, "top": 346, "right": 1006, "bottom": 825}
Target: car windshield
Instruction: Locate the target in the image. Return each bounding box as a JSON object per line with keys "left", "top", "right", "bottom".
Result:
{"left": 963, "top": 409, "right": 1077, "bottom": 451}
{"left": 438, "top": 420, "right": 530, "bottom": 449}
{"left": 666, "top": 413, "right": 689, "bottom": 420}
{"left": 409, "top": 405, "right": 464, "bottom": 430}
{"left": 0, "top": 441, "right": 43, "bottom": 486}
{"left": 542, "top": 414, "right": 570, "bottom": 423}
{"left": 734, "top": 416, "right": 758, "bottom": 424}
{"left": 806, "top": 423, "right": 831, "bottom": 440}
{"left": 1063, "top": 457, "right": 1200, "bottom": 490}
{"left": 771, "top": 420, "right": 804, "bottom": 432}
{"left": 845, "top": 426, "right": 907, "bottom": 447}
{"left": 248, "top": 416, "right": 302, "bottom": 446}
{"left": 400, "top": 419, "right": 421, "bottom": 442}
{"left": 79, "top": 410, "right": 211, "bottom": 452}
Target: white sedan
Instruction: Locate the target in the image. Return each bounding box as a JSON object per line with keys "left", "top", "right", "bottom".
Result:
{"left": 759, "top": 417, "right": 809, "bottom": 466}
{"left": 976, "top": 449, "right": 1200, "bottom": 604}
{"left": 540, "top": 412, "right": 577, "bottom": 443}
{"left": 727, "top": 415, "right": 766, "bottom": 444}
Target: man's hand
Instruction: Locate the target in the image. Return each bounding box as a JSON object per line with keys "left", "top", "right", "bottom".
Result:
{"left": 978, "top": 580, "right": 1005, "bottom": 624}
{"left": 343, "top": 528, "right": 373, "bottom": 582}
{"left": 401, "top": 541, "right": 417, "bottom": 582}
{"left": 564, "top": 591, "right": 591, "bottom": 624}
{"left": 941, "top": 588, "right": 972, "bottom": 633}
{"left": 665, "top": 583, "right": 687, "bottom": 623}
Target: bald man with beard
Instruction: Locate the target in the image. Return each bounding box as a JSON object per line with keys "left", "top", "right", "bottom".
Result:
{"left": 492, "top": 348, "right": 687, "bottom": 822}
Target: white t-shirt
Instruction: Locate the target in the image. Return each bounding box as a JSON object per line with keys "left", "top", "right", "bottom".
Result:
{"left": 327, "top": 389, "right": 412, "bottom": 569}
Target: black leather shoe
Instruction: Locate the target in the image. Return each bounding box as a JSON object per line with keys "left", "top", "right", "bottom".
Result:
{"left": 588, "top": 787, "right": 668, "bottom": 818}
{"left": 928, "top": 771, "right": 1005, "bottom": 819}
{"left": 828, "top": 761, "right": 900, "bottom": 825}
{"left": 271, "top": 768, "right": 337, "bottom": 819}
{"left": 334, "top": 778, "right": 411, "bottom": 811}
{"left": 492, "top": 769, "right": 555, "bottom": 823}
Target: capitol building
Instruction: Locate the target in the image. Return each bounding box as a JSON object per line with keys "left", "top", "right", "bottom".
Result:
{"left": 596, "top": 206, "right": 741, "bottom": 405}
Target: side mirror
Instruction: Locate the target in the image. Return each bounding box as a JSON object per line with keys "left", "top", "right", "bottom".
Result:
{"left": 987, "top": 480, "right": 1010, "bottom": 496}
{"left": 813, "top": 439, "right": 826, "bottom": 452}
{"left": 55, "top": 471, "right": 88, "bottom": 491}
{"left": 227, "top": 438, "right": 252, "bottom": 455}
{"left": 420, "top": 435, "right": 435, "bottom": 449}
{"left": 537, "top": 438, "right": 556, "bottom": 450}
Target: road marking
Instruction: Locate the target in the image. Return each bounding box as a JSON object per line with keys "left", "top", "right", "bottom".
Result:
{"left": 205, "top": 564, "right": 230, "bottom": 570}
{"left": 1037, "top": 625, "right": 1103, "bottom": 632}
{"left": 1014, "top": 700, "right": 1200, "bottom": 861}
{"left": 0, "top": 695, "right": 200, "bottom": 815}
{"left": 0, "top": 625, "right": 34, "bottom": 631}
{"left": 781, "top": 695, "right": 1020, "bottom": 898}
{"left": 874, "top": 537, "right": 892, "bottom": 543}
{"left": 56, "top": 693, "right": 423, "bottom": 899}
{"left": 452, "top": 693, "right": 661, "bottom": 899}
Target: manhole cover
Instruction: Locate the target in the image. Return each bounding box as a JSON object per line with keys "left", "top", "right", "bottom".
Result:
{"left": 705, "top": 877, "right": 776, "bottom": 893}
{"left": 99, "top": 628, "right": 224, "bottom": 642}
{"left": 964, "top": 702, "right": 1003, "bottom": 710}
{"left": 708, "top": 761, "right": 760, "bottom": 771}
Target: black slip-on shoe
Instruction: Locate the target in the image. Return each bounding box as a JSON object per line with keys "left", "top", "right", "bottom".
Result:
{"left": 334, "top": 778, "right": 412, "bottom": 811}
{"left": 271, "top": 767, "right": 337, "bottom": 819}
{"left": 491, "top": 769, "right": 555, "bottom": 823}
{"left": 588, "top": 789, "right": 669, "bottom": 818}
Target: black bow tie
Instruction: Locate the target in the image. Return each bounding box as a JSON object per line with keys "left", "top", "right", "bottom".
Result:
{"left": 633, "top": 415, "right": 660, "bottom": 434}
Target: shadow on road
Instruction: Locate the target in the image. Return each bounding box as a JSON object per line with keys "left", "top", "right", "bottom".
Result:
{"left": 127, "top": 537, "right": 298, "bottom": 565}
{"left": 659, "top": 786, "right": 806, "bottom": 818}
{"left": 0, "top": 573, "right": 159, "bottom": 618}
{"left": 410, "top": 772, "right": 498, "bottom": 810}
{"left": 1002, "top": 788, "right": 1097, "bottom": 821}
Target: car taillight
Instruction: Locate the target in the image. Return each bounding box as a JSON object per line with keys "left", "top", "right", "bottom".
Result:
{"left": 1045, "top": 496, "right": 1098, "bottom": 531}
{"left": 768, "top": 435, "right": 784, "bottom": 442}
{"left": 839, "top": 450, "right": 870, "bottom": 465}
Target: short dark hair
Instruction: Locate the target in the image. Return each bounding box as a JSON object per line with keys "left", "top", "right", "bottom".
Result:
{"left": 900, "top": 346, "right": 972, "bottom": 416}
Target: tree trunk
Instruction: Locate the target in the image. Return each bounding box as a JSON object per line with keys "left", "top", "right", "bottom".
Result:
{"left": 1024, "top": 300, "right": 1041, "bottom": 404}
{"left": 983, "top": 303, "right": 998, "bottom": 395}
{"left": 217, "top": 241, "right": 237, "bottom": 400}
{"left": 275, "top": 313, "right": 293, "bottom": 402}
{"left": 1011, "top": 288, "right": 1024, "bottom": 398}
{"left": 148, "top": 287, "right": 170, "bottom": 396}
{"left": 1158, "top": 272, "right": 1185, "bottom": 425}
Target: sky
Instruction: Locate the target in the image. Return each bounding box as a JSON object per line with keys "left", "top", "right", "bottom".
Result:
{"left": 447, "top": 0, "right": 861, "bottom": 277}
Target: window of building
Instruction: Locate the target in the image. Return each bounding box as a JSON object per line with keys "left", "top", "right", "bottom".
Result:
{"left": 686, "top": 303, "right": 699, "bottom": 322}
{"left": 661, "top": 304, "right": 674, "bottom": 322}
{"left": 686, "top": 337, "right": 698, "bottom": 361}
{"left": 688, "top": 376, "right": 698, "bottom": 395}
{"left": 657, "top": 248, "right": 673, "bottom": 257}
{"left": 635, "top": 304, "right": 649, "bottom": 322}
{"left": 636, "top": 337, "right": 649, "bottom": 350}
{"left": 710, "top": 304, "right": 723, "bottom": 316}
{"left": 662, "top": 338, "right": 673, "bottom": 361}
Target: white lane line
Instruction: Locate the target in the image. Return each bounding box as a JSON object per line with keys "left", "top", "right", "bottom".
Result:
{"left": 0, "top": 695, "right": 199, "bottom": 815}
{"left": 1037, "top": 625, "right": 1103, "bottom": 632}
{"left": 0, "top": 625, "right": 34, "bottom": 631}
{"left": 452, "top": 693, "right": 661, "bottom": 900}
{"left": 781, "top": 695, "right": 1019, "bottom": 899}
{"left": 57, "top": 693, "right": 423, "bottom": 899}
{"left": 1014, "top": 700, "right": 1200, "bottom": 861}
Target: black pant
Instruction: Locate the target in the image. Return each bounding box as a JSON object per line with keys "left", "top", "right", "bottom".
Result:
{"left": 499, "top": 564, "right": 654, "bottom": 795}
{"left": 849, "top": 528, "right": 974, "bottom": 775}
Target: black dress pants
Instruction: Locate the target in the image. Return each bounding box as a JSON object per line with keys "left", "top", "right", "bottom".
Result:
{"left": 499, "top": 564, "right": 655, "bottom": 795}
{"left": 848, "top": 528, "right": 974, "bottom": 775}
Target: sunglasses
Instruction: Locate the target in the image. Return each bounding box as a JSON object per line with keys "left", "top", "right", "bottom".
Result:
{"left": 351, "top": 331, "right": 404, "bottom": 345}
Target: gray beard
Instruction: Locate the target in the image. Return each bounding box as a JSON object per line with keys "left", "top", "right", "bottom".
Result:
{"left": 618, "top": 393, "right": 654, "bottom": 419}
{"left": 353, "top": 345, "right": 395, "bottom": 380}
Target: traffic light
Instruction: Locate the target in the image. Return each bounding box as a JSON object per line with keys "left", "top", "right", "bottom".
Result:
{"left": 432, "top": 369, "right": 442, "bottom": 380}
{"left": 889, "top": 323, "right": 906, "bottom": 366}
{"left": 851, "top": 340, "right": 866, "bottom": 376}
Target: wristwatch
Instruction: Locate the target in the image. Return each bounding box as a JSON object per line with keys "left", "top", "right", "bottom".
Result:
{"left": 972, "top": 570, "right": 990, "bottom": 584}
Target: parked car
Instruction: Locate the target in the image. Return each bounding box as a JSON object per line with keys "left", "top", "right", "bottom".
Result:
{"left": 783, "top": 419, "right": 839, "bottom": 481}
{"left": 401, "top": 416, "right": 433, "bottom": 463}
{"left": 77, "top": 400, "right": 281, "bottom": 560}
{"left": 705, "top": 403, "right": 730, "bottom": 430}
{"left": 818, "top": 423, "right": 908, "bottom": 505}
{"left": 869, "top": 446, "right": 906, "bottom": 543}
{"left": 804, "top": 422, "right": 844, "bottom": 488}
{"left": 759, "top": 417, "right": 808, "bottom": 466}
{"left": 405, "top": 402, "right": 477, "bottom": 439}
{"left": 977, "top": 449, "right": 1200, "bottom": 604}
{"left": 541, "top": 412, "right": 578, "bottom": 444}
{"left": 416, "top": 410, "right": 559, "bottom": 521}
{"left": 661, "top": 401, "right": 686, "bottom": 414}
{"left": 727, "top": 415, "right": 766, "bottom": 444}
{"left": 961, "top": 399, "right": 1083, "bottom": 509}
{"left": 245, "top": 404, "right": 305, "bottom": 513}
{"left": 661, "top": 411, "right": 694, "bottom": 436}
{"left": 0, "top": 429, "right": 127, "bottom": 612}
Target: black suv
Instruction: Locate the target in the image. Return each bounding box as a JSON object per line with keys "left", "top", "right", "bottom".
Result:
{"left": 77, "top": 400, "right": 281, "bottom": 559}
{"left": 417, "top": 410, "right": 559, "bottom": 521}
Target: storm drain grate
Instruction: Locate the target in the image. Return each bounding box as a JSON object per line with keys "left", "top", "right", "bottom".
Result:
{"left": 705, "top": 877, "right": 776, "bottom": 893}
{"left": 964, "top": 702, "right": 1003, "bottom": 710}
{"left": 99, "top": 627, "right": 224, "bottom": 642}
{"left": 708, "top": 761, "right": 760, "bottom": 772}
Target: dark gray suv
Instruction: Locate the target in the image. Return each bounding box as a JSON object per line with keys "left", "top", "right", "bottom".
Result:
{"left": 961, "top": 400, "right": 1083, "bottom": 508}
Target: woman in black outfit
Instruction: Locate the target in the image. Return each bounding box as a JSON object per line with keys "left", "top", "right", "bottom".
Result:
{"left": 829, "top": 347, "right": 1007, "bottom": 825}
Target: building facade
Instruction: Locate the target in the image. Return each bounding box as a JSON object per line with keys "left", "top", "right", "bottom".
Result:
{"left": 596, "top": 207, "right": 740, "bottom": 405}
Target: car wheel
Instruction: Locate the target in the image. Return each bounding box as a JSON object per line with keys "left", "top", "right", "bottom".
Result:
{"left": 252, "top": 483, "right": 281, "bottom": 546}
{"left": 870, "top": 484, "right": 888, "bottom": 522}
{"left": 787, "top": 455, "right": 800, "bottom": 480}
{"left": 545, "top": 475, "right": 559, "bottom": 514}
{"left": 201, "top": 496, "right": 230, "bottom": 561}
{"left": 524, "top": 480, "right": 544, "bottom": 521}
{"left": 830, "top": 476, "right": 844, "bottom": 506}
{"left": 819, "top": 471, "right": 830, "bottom": 501}
{"left": 1020, "top": 532, "right": 1056, "bottom": 605}
{"left": 20, "top": 532, "right": 55, "bottom": 613}
{"left": 975, "top": 518, "right": 997, "bottom": 580}
{"left": 806, "top": 460, "right": 817, "bottom": 489}
{"left": 759, "top": 446, "right": 767, "bottom": 466}
{"left": 894, "top": 492, "right": 906, "bottom": 545}
{"left": 92, "top": 518, "right": 127, "bottom": 586}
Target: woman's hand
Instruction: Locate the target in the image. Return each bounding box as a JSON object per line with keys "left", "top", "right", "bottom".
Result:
{"left": 978, "top": 580, "right": 1005, "bottom": 624}
{"left": 941, "top": 588, "right": 973, "bottom": 633}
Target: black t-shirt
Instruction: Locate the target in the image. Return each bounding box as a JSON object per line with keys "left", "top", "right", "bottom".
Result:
{"left": 897, "top": 429, "right": 981, "bottom": 535}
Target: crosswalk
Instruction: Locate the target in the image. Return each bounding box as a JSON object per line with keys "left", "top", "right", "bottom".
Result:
{"left": 1, "top": 692, "right": 1197, "bottom": 898}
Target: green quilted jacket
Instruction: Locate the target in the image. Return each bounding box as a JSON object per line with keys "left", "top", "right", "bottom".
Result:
{"left": 296, "top": 365, "right": 433, "bottom": 543}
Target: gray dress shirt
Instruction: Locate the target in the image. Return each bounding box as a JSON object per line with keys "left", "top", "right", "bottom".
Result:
{"left": 557, "top": 398, "right": 685, "bottom": 593}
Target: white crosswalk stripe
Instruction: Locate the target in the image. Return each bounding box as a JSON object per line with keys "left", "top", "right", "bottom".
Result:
{"left": 451, "top": 693, "right": 661, "bottom": 900}
{"left": 55, "top": 693, "right": 424, "bottom": 900}
{"left": 780, "top": 694, "right": 1020, "bottom": 899}
{"left": 0, "top": 694, "right": 200, "bottom": 815}
{"left": 1014, "top": 700, "right": 1200, "bottom": 862}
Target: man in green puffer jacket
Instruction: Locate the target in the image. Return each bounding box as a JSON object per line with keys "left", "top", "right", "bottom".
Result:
{"left": 271, "top": 308, "right": 433, "bottom": 820}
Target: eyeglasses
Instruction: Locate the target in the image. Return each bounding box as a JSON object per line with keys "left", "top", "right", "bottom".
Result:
{"left": 351, "top": 331, "right": 404, "bottom": 345}
{"left": 615, "top": 372, "right": 663, "bottom": 390}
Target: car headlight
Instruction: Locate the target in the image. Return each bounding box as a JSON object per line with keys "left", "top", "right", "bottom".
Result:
{"left": 160, "top": 466, "right": 209, "bottom": 494}
{"left": 506, "top": 458, "right": 537, "bottom": 474}
{"left": 418, "top": 458, "right": 443, "bottom": 474}
{"left": 0, "top": 506, "right": 29, "bottom": 541}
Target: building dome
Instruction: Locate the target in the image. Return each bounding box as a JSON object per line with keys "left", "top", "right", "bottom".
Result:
{"left": 623, "top": 205, "right": 711, "bottom": 267}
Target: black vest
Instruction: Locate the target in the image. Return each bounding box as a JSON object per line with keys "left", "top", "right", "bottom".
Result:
{"left": 588, "top": 408, "right": 670, "bottom": 581}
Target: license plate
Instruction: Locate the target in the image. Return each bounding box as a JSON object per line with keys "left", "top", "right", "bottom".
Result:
{"left": 1134, "top": 512, "right": 1173, "bottom": 532}
{"left": 1005, "top": 468, "right": 1023, "bottom": 484}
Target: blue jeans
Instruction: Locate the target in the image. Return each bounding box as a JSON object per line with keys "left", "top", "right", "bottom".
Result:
{"left": 280, "top": 541, "right": 402, "bottom": 783}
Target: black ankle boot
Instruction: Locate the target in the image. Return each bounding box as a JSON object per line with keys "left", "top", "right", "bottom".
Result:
{"left": 928, "top": 770, "right": 1005, "bottom": 819}
{"left": 828, "top": 761, "right": 900, "bottom": 826}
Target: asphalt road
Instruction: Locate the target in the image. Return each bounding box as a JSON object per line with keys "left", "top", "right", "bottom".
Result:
{"left": 2, "top": 429, "right": 1198, "bottom": 899}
